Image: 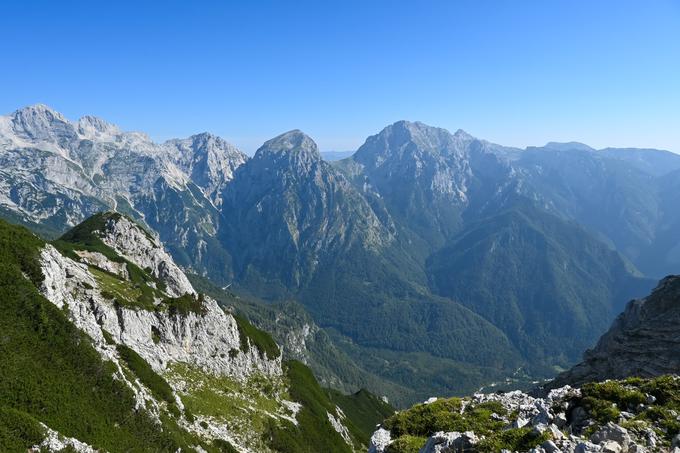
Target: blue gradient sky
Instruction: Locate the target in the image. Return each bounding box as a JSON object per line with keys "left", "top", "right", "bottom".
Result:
{"left": 1, "top": 1, "right": 679, "bottom": 154}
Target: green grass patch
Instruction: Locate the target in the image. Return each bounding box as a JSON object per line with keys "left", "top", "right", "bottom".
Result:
{"left": 385, "top": 434, "right": 427, "bottom": 453}
{"left": 233, "top": 313, "right": 280, "bottom": 360}
{"left": 90, "top": 266, "right": 149, "bottom": 308}
{"left": 0, "top": 406, "right": 46, "bottom": 451}
{"left": 165, "top": 363, "right": 289, "bottom": 452}
{"left": 116, "top": 344, "right": 174, "bottom": 404}
{"left": 327, "top": 388, "right": 395, "bottom": 445}
{"left": 163, "top": 293, "right": 207, "bottom": 316}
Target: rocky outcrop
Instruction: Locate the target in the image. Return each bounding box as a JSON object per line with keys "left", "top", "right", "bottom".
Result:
{"left": 35, "top": 215, "right": 287, "bottom": 451}
{"left": 40, "top": 237, "right": 280, "bottom": 381}
{"left": 368, "top": 380, "right": 680, "bottom": 453}
{"left": 31, "top": 424, "right": 98, "bottom": 453}
{"left": 368, "top": 428, "right": 392, "bottom": 453}
{"left": 551, "top": 275, "right": 680, "bottom": 388}
{"left": 97, "top": 213, "right": 196, "bottom": 297}
{"left": 163, "top": 132, "right": 247, "bottom": 207}
{"left": 420, "top": 430, "right": 480, "bottom": 452}
{"left": 39, "top": 213, "right": 283, "bottom": 381}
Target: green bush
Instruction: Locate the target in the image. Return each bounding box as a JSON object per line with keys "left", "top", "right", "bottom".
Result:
{"left": 233, "top": 313, "right": 280, "bottom": 360}
{"left": 0, "top": 406, "right": 45, "bottom": 451}
{"left": 116, "top": 344, "right": 175, "bottom": 404}
{"left": 0, "top": 219, "right": 190, "bottom": 451}
{"left": 477, "top": 427, "right": 550, "bottom": 453}
{"left": 164, "top": 293, "right": 207, "bottom": 316}
{"left": 385, "top": 434, "right": 427, "bottom": 453}
{"left": 265, "top": 361, "right": 354, "bottom": 453}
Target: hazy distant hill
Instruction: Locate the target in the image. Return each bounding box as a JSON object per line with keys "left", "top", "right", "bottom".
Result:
{"left": 321, "top": 150, "right": 355, "bottom": 161}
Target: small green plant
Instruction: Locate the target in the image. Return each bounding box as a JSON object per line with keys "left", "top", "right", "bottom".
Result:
{"left": 385, "top": 434, "right": 427, "bottom": 453}
{"left": 116, "top": 344, "right": 174, "bottom": 404}
{"left": 0, "top": 406, "right": 45, "bottom": 451}
{"left": 163, "top": 293, "right": 207, "bottom": 316}
{"left": 477, "top": 427, "right": 550, "bottom": 452}
{"left": 151, "top": 326, "right": 161, "bottom": 344}
{"left": 233, "top": 313, "right": 280, "bottom": 360}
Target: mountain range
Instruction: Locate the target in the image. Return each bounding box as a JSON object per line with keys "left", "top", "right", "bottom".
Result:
{"left": 1, "top": 104, "right": 678, "bottom": 405}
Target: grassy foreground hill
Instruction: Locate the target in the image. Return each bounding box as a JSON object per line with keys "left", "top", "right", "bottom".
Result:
{"left": 0, "top": 214, "right": 392, "bottom": 452}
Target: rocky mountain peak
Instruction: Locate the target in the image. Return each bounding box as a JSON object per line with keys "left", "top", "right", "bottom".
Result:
{"left": 544, "top": 141, "right": 595, "bottom": 152}
{"left": 9, "top": 103, "right": 77, "bottom": 144}
{"left": 254, "top": 129, "right": 321, "bottom": 170}
{"left": 63, "top": 211, "right": 196, "bottom": 297}
{"left": 454, "top": 128, "right": 474, "bottom": 140}
{"left": 162, "top": 132, "right": 247, "bottom": 205}
{"left": 12, "top": 103, "right": 65, "bottom": 121}
{"left": 76, "top": 115, "right": 121, "bottom": 139}
{"left": 354, "top": 121, "right": 473, "bottom": 169}
{"left": 164, "top": 131, "right": 246, "bottom": 161}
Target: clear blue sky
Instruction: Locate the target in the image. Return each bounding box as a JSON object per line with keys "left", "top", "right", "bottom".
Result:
{"left": 1, "top": 0, "right": 679, "bottom": 154}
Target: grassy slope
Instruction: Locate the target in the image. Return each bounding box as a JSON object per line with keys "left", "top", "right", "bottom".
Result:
{"left": 2, "top": 215, "right": 385, "bottom": 451}
{"left": 267, "top": 361, "right": 356, "bottom": 453}
{"left": 326, "top": 388, "right": 395, "bottom": 444}
{"left": 0, "top": 218, "right": 206, "bottom": 452}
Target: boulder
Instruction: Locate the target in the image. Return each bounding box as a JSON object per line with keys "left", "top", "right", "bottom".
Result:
{"left": 590, "top": 422, "right": 631, "bottom": 447}
{"left": 368, "top": 428, "right": 392, "bottom": 453}
{"left": 420, "top": 431, "right": 479, "bottom": 453}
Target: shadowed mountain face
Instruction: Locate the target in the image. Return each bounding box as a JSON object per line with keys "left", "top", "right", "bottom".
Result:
{"left": 0, "top": 105, "right": 673, "bottom": 403}
{"left": 427, "top": 204, "right": 652, "bottom": 367}
{"left": 219, "top": 130, "right": 394, "bottom": 293}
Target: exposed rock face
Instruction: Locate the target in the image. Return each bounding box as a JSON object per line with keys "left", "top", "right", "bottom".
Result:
{"left": 353, "top": 121, "right": 476, "bottom": 203}
{"left": 348, "top": 120, "right": 518, "bottom": 248}
{"left": 163, "top": 132, "right": 247, "bottom": 207}
{"left": 38, "top": 213, "right": 283, "bottom": 382}
{"left": 40, "top": 244, "right": 280, "bottom": 380}
{"left": 97, "top": 214, "right": 196, "bottom": 297}
{"left": 420, "top": 430, "right": 479, "bottom": 452}
{"left": 0, "top": 103, "right": 245, "bottom": 283}
{"left": 551, "top": 275, "right": 680, "bottom": 388}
